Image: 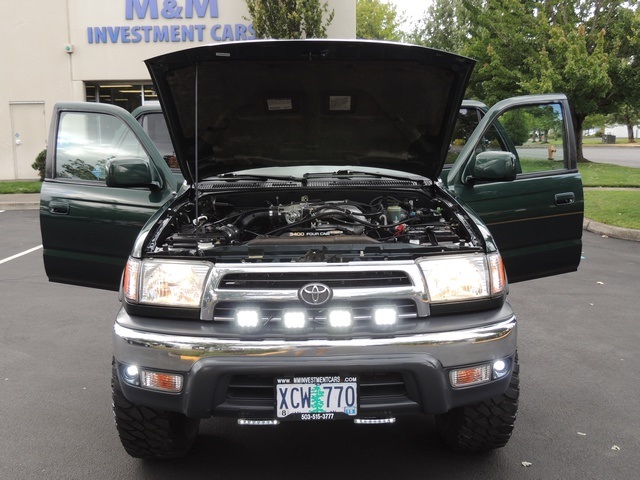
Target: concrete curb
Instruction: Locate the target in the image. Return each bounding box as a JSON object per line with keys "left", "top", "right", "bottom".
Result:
{"left": 0, "top": 202, "right": 39, "bottom": 211}
{"left": 0, "top": 194, "right": 40, "bottom": 211}
{"left": 2, "top": 194, "right": 639, "bottom": 242}
{"left": 583, "top": 218, "right": 640, "bottom": 242}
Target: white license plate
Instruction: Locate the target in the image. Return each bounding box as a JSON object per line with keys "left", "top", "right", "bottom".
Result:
{"left": 275, "top": 375, "right": 358, "bottom": 420}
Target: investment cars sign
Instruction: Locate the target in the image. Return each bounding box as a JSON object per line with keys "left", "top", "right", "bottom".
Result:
{"left": 86, "top": 0, "right": 256, "bottom": 44}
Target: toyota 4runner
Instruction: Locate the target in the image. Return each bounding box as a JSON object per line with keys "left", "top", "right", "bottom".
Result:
{"left": 39, "top": 40, "right": 583, "bottom": 459}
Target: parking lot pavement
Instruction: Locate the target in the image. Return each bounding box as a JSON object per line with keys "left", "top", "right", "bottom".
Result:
{"left": 1, "top": 210, "right": 639, "bottom": 479}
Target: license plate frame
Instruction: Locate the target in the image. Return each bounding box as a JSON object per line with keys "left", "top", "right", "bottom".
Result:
{"left": 275, "top": 375, "right": 358, "bottom": 421}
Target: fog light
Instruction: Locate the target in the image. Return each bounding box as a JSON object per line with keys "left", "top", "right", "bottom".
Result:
{"left": 450, "top": 364, "right": 492, "bottom": 388}
{"left": 121, "top": 364, "right": 140, "bottom": 386}
{"left": 493, "top": 359, "right": 510, "bottom": 379}
{"left": 141, "top": 370, "right": 183, "bottom": 393}
{"left": 236, "top": 309, "right": 261, "bottom": 329}
{"left": 328, "top": 309, "right": 352, "bottom": 328}
{"left": 373, "top": 307, "right": 398, "bottom": 326}
{"left": 283, "top": 310, "right": 307, "bottom": 329}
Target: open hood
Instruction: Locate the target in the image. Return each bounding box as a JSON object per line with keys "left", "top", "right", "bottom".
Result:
{"left": 146, "top": 40, "right": 475, "bottom": 183}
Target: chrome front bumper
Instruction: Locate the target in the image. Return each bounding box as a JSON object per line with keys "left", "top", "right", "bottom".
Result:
{"left": 113, "top": 307, "right": 517, "bottom": 418}
{"left": 115, "top": 316, "right": 515, "bottom": 361}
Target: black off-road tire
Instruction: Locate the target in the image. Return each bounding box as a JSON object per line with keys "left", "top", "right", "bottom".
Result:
{"left": 111, "top": 362, "right": 199, "bottom": 459}
{"left": 435, "top": 355, "right": 520, "bottom": 452}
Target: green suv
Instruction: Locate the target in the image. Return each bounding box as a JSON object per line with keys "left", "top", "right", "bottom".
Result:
{"left": 40, "top": 40, "right": 583, "bottom": 459}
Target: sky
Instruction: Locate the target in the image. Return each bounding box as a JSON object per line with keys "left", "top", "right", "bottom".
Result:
{"left": 387, "top": 0, "right": 432, "bottom": 28}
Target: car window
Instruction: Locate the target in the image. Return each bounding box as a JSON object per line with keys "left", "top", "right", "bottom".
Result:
{"left": 138, "top": 112, "right": 179, "bottom": 169}
{"left": 447, "top": 107, "right": 483, "bottom": 165}
{"left": 55, "top": 111, "right": 151, "bottom": 181}
{"left": 482, "top": 104, "right": 567, "bottom": 175}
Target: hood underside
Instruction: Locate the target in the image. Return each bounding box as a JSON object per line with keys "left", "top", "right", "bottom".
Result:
{"left": 146, "top": 40, "right": 475, "bottom": 183}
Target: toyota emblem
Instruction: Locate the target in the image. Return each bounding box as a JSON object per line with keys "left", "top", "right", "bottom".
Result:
{"left": 299, "top": 283, "right": 332, "bottom": 306}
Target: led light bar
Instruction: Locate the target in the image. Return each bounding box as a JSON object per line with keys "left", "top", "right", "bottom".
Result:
{"left": 328, "top": 309, "right": 353, "bottom": 328}
{"left": 238, "top": 419, "right": 280, "bottom": 426}
{"left": 373, "top": 307, "right": 398, "bottom": 326}
{"left": 236, "top": 309, "right": 261, "bottom": 329}
{"left": 282, "top": 310, "right": 307, "bottom": 329}
{"left": 354, "top": 417, "right": 396, "bottom": 425}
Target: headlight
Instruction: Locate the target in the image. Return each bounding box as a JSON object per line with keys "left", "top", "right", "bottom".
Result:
{"left": 418, "top": 253, "right": 506, "bottom": 303}
{"left": 124, "top": 258, "right": 212, "bottom": 308}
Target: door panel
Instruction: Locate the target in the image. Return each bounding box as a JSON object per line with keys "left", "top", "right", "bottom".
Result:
{"left": 448, "top": 95, "right": 583, "bottom": 283}
{"left": 10, "top": 102, "right": 47, "bottom": 179}
{"left": 40, "top": 103, "right": 177, "bottom": 291}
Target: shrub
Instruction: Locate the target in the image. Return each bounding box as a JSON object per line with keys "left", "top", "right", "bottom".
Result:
{"left": 32, "top": 149, "right": 47, "bottom": 181}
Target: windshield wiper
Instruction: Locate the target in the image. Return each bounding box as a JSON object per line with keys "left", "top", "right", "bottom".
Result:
{"left": 213, "top": 173, "right": 304, "bottom": 182}
{"left": 304, "top": 169, "right": 425, "bottom": 184}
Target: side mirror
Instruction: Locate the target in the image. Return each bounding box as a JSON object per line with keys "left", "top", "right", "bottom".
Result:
{"left": 105, "top": 158, "right": 162, "bottom": 190}
{"left": 465, "top": 151, "right": 517, "bottom": 184}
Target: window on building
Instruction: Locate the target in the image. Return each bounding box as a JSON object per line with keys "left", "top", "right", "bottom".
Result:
{"left": 84, "top": 83, "right": 158, "bottom": 112}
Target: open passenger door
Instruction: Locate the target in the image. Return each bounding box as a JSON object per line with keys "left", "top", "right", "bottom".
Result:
{"left": 447, "top": 94, "right": 583, "bottom": 283}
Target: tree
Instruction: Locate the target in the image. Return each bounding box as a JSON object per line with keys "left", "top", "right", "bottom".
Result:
{"left": 31, "top": 149, "right": 47, "bottom": 182}
{"left": 502, "top": 109, "right": 530, "bottom": 146}
{"left": 356, "top": 0, "right": 404, "bottom": 41}
{"left": 245, "top": 0, "right": 335, "bottom": 39}
{"left": 583, "top": 113, "right": 608, "bottom": 136}
{"left": 607, "top": 104, "right": 640, "bottom": 142}
{"left": 598, "top": 3, "right": 640, "bottom": 143}
{"left": 310, "top": 385, "right": 325, "bottom": 413}
{"left": 414, "top": 0, "right": 640, "bottom": 162}
{"left": 407, "top": 0, "right": 470, "bottom": 53}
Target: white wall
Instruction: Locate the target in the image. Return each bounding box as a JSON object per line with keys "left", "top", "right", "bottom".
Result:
{"left": 604, "top": 125, "right": 637, "bottom": 139}
{"left": 0, "top": 0, "right": 356, "bottom": 180}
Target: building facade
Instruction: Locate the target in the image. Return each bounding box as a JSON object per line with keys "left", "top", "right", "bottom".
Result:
{"left": 1, "top": 0, "right": 356, "bottom": 180}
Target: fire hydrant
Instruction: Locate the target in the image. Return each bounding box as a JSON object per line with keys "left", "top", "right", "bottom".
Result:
{"left": 548, "top": 145, "right": 557, "bottom": 160}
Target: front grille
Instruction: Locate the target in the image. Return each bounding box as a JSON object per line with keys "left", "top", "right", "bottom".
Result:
{"left": 227, "top": 372, "right": 408, "bottom": 403}
{"left": 218, "top": 271, "right": 412, "bottom": 290}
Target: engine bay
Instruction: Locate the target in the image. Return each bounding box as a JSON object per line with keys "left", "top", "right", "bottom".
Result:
{"left": 145, "top": 184, "right": 482, "bottom": 260}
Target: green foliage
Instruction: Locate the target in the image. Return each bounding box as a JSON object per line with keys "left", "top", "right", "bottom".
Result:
{"left": 501, "top": 109, "right": 530, "bottom": 146}
{"left": 32, "top": 149, "right": 47, "bottom": 182}
{"left": 408, "top": 0, "right": 469, "bottom": 53}
{"left": 244, "top": 0, "right": 335, "bottom": 39}
{"left": 412, "top": 0, "right": 640, "bottom": 161}
{"left": 583, "top": 113, "right": 608, "bottom": 132}
{"left": 356, "top": 0, "right": 404, "bottom": 41}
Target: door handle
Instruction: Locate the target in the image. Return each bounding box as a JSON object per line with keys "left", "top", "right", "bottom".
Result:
{"left": 555, "top": 192, "right": 575, "bottom": 205}
{"left": 49, "top": 201, "right": 70, "bottom": 215}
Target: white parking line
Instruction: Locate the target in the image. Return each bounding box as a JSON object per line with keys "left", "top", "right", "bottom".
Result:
{"left": 0, "top": 245, "right": 43, "bottom": 265}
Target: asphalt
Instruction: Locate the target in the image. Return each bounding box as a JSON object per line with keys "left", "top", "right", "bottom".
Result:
{"left": 2, "top": 192, "right": 639, "bottom": 242}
